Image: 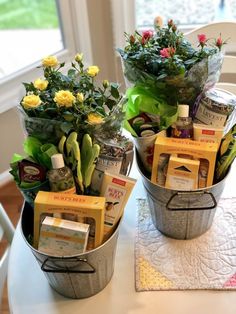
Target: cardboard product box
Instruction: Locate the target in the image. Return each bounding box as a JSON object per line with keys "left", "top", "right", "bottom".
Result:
{"left": 165, "top": 155, "right": 200, "bottom": 190}
{"left": 34, "top": 191, "right": 105, "bottom": 249}
{"left": 151, "top": 137, "right": 218, "bottom": 188}
{"left": 193, "top": 123, "right": 224, "bottom": 148}
{"left": 38, "top": 216, "right": 90, "bottom": 256}
{"left": 100, "top": 172, "right": 136, "bottom": 240}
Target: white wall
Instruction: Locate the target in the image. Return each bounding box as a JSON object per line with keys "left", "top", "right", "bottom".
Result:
{"left": 0, "top": 107, "right": 25, "bottom": 177}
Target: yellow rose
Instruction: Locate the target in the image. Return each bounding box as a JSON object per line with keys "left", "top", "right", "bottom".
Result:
{"left": 87, "top": 66, "right": 99, "bottom": 77}
{"left": 42, "top": 56, "right": 59, "bottom": 68}
{"left": 54, "top": 90, "right": 75, "bottom": 107}
{"left": 77, "top": 92, "right": 84, "bottom": 103}
{"left": 22, "top": 95, "right": 41, "bottom": 109}
{"left": 33, "top": 78, "right": 48, "bottom": 91}
{"left": 75, "top": 53, "right": 83, "bottom": 62}
{"left": 87, "top": 113, "right": 104, "bottom": 125}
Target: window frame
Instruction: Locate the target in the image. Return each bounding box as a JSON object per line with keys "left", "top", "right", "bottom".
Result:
{"left": 0, "top": 0, "right": 92, "bottom": 114}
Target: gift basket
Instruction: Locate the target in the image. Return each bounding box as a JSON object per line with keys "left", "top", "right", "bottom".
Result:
{"left": 118, "top": 18, "right": 236, "bottom": 239}
{"left": 10, "top": 54, "right": 136, "bottom": 298}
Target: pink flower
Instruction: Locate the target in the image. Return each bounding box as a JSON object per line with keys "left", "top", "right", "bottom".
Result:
{"left": 216, "top": 36, "right": 223, "bottom": 48}
{"left": 142, "top": 30, "right": 153, "bottom": 40}
{"left": 141, "top": 30, "right": 153, "bottom": 45}
{"left": 198, "top": 34, "right": 207, "bottom": 47}
{"left": 160, "top": 47, "right": 175, "bottom": 58}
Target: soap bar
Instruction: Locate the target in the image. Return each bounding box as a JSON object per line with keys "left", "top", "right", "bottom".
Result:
{"left": 38, "top": 216, "right": 90, "bottom": 256}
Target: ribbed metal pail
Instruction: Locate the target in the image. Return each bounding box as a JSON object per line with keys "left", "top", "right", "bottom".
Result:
{"left": 137, "top": 155, "right": 229, "bottom": 240}
{"left": 20, "top": 202, "right": 120, "bottom": 299}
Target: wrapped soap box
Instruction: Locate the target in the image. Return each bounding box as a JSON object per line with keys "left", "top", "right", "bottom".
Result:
{"left": 38, "top": 216, "right": 90, "bottom": 256}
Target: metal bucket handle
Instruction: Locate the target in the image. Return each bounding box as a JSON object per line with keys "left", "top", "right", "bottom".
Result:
{"left": 41, "top": 257, "right": 96, "bottom": 274}
{"left": 166, "top": 191, "right": 217, "bottom": 211}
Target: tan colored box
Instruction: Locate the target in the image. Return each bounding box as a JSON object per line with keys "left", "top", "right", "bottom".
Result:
{"left": 38, "top": 216, "right": 90, "bottom": 256}
{"left": 34, "top": 191, "right": 105, "bottom": 249}
{"left": 193, "top": 123, "right": 224, "bottom": 148}
{"left": 151, "top": 137, "right": 218, "bottom": 187}
{"left": 100, "top": 171, "right": 136, "bottom": 241}
{"left": 165, "top": 155, "right": 200, "bottom": 190}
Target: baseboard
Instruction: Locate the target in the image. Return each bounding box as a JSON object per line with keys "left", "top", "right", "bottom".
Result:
{"left": 0, "top": 169, "right": 12, "bottom": 187}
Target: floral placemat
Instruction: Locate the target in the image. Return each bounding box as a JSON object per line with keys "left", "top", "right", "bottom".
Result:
{"left": 135, "top": 198, "right": 236, "bottom": 291}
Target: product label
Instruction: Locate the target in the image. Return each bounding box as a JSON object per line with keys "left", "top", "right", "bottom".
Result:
{"left": 195, "top": 103, "right": 227, "bottom": 127}
{"left": 167, "top": 175, "right": 195, "bottom": 190}
{"left": 104, "top": 185, "right": 127, "bottom": 226}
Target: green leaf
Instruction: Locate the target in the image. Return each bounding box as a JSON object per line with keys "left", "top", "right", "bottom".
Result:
{"left": 23, "top": 137, "right": 42, "bottom": 161}
{"left": 68, "top": 69, "right": 76, "bottom": 78}
{"left": 110, "top": 84, "right": 120, "bottom": 99}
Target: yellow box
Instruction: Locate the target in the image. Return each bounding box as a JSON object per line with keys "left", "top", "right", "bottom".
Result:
{"left": 34, "top": 191, "right": 105, "bottom": 249}
{"left": 151, "top": 137, "right": 218, "bottom": 187}
{"left": 165, "top": 155, "right": 200, "bottom": 190}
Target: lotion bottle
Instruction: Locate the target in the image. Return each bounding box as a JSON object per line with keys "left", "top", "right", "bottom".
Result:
{"left": 171, "top": 104, "right": 193, "bottom": 139}
{"left": 47, "top": 154, "right": 76, "bottom": 220}
{"left": 47, "top": 154, "right": 76, "bottom": 193}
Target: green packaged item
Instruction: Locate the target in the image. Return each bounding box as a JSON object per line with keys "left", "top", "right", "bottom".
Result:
{"left": 215, "top": 124, "right": 236, "bottom": 182}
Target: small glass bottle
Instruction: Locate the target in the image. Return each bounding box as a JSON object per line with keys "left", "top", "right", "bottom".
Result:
{"left": 47, "top": 154, "right": 76, "bottom": 193}
{"left": 171, "top": 104, "right": 193, "bottom": 139}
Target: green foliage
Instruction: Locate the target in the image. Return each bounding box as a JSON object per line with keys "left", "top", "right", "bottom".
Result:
{"left": 0, "top": 0, "right": 59, "bottom": 29}
{"left": 118, "top": 23, "right": 219, "bottom": 79}
{"left": 20, "top": 55, "right": 123, "bottom": 141}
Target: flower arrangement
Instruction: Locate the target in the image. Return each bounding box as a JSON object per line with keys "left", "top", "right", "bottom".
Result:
{"left": 118, "top": 19, "right": 225, "bottom": 108}
{"left": 10, "top": 53, "right": 134, "bottom": 203}
{"left": 20, "top": 54, "right": 123, "bottom": 143}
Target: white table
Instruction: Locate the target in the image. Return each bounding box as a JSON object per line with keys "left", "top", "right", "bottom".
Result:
{"left": 8, "top": 162, "right": 236, "bottom": 314}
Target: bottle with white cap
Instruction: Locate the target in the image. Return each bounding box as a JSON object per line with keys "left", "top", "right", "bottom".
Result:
{"left": 47, "top": 153, "right": 76, "bottom": 193}
{"left": 171, "top": 104, "right": 193, "bottom": 139}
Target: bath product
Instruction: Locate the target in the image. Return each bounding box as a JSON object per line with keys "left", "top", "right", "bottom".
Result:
{"left": 194, "top": 88, "right": 236, "bottom": 133}
{"left": 100, "top": 172, "right": 136, "bottom": 240}
{"left": 47, "top": 154, "right": 76, "bottom": 194}
{"left": 152, "top": 137, "right": 218, "bottom": 187}
{"left": 34, "top": 191, "right": 105, "bottom": 249}
{"left": 165, "top": 155, "right": 200, "bottom": 190}
{"left": 171, "top": 104, "right": 193, "bottom": 138}
{"left": 193, "top": 123, "right": 224, "bottom": 148}
{"left": 38, "top": 216, "right": 90, "bottom": 256}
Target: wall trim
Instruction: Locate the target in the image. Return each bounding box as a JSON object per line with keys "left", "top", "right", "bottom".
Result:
{"left": 0, "top": 169, "right": 12, "bottom": 187}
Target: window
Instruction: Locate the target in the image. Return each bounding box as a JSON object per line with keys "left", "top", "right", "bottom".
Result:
{"left": 136, "top": 0, "right": 236, "bottom": 30}
{"left": 0, "top": 0, "right": 92, "bottom": 113}
{"left": 0, "top": 0, "right": 63, "bottom": 80}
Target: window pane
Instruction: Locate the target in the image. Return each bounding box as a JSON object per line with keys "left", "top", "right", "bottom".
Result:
{"left": 136, "top": 0, "right": 236, "bottom": 29}
{"left": 0, "top": 0, "right": 64, "bottom": 80}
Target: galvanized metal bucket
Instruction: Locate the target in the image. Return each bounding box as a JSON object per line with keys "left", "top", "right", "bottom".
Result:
{"left": 20, "top": 202, "right": 120, "bottom": 299}
{"left": 136, "top": 154, "right": 229, "bottom": 240}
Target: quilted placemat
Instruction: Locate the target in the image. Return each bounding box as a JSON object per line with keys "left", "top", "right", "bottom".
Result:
{"left": 135, "top": 197, "right": 236, "bottom": 291}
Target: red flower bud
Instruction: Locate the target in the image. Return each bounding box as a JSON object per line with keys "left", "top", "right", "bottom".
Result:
{"left": 142, "top": 30, "right": 153, "bottom": 40}
{"left": 168, "top": 19, "right": 173, "bottom": 28}
{"left": 172, "top": 24, "right": 177, "bottom": 32}
{"left": 197, "top": 34, "right": 207, "bottom": 47}
{"left": 216, "top": 36, "right": 223, "bottom": 48}
{"left": 130, "top": 34, "right": 135, "bottom": 44}
{"left": 141, "top": 30, "right": 153, "bottom": 45}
